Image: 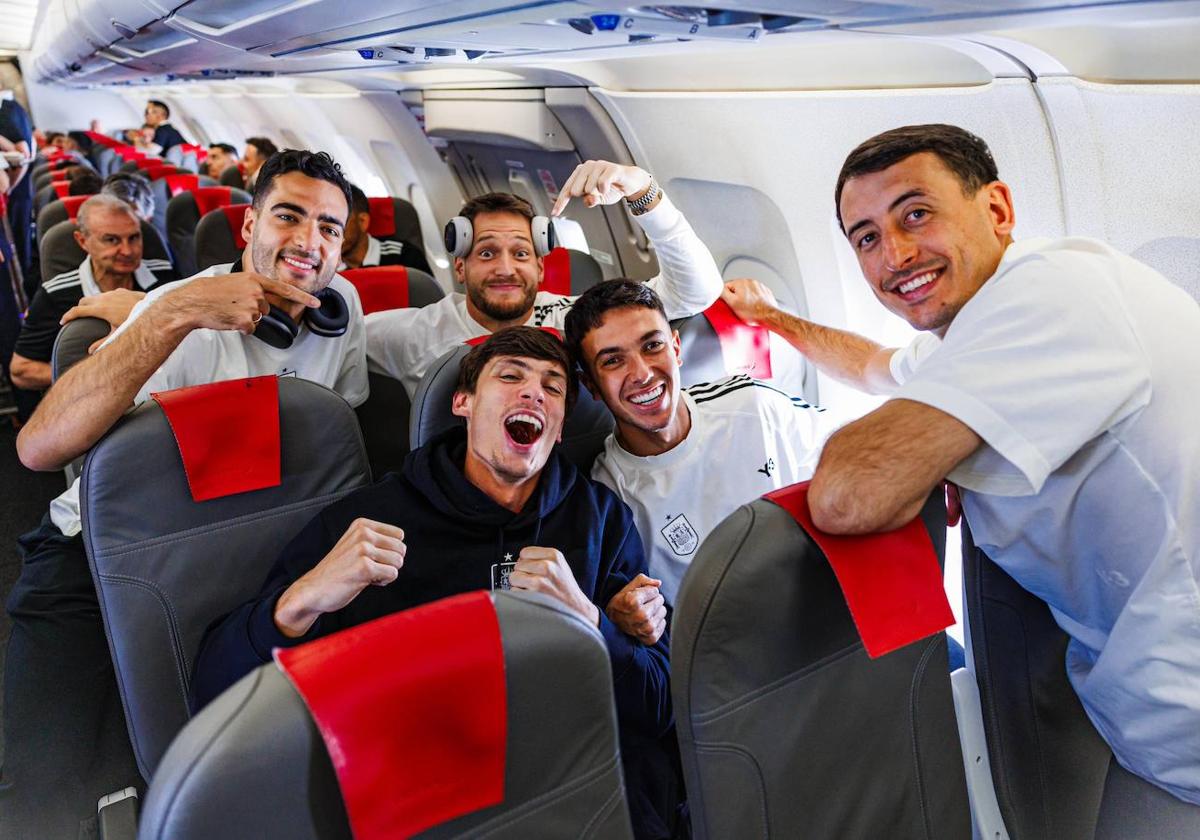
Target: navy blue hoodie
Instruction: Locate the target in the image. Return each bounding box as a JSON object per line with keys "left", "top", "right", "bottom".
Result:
{"left": 191, "top": 427, "right": 680, "bottom": 834}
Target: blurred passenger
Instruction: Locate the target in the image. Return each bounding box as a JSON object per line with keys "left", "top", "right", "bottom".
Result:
{"left": 66, "top": 167, "right": 102, "bottom": 196}
{"left": 242, "top": 136, "right": 278, "bottom": 191}
{"left": 142, "top": 99, "right": 185, "bottom": 151}
{"left": 339, "top": 183, "right": 431, "bottom": 274}
{"left": 101, "top": 172, "right": 155, "bottom": 222}
{"left": 205, "top": 141, "right": 239, "bottom": 179}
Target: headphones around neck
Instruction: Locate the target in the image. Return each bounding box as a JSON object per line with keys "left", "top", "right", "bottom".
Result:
{"left": 253, "top": 286, "right": 349, "bottom": 349}
{"left": 443, "top": 214, "right": 556, "bottom": 260}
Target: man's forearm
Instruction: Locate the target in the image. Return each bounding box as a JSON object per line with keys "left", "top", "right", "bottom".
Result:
{"left": 9, "top": 356, "right": 52, "bottom": 390}
{"left": 17, "top": 303, "right": 194, "bottom": 471}
{"left": 758, "top": 307, "right": 896, "bottom": 394}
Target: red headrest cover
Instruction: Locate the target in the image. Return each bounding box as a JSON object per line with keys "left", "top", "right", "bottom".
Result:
{"left": 340, "top": 266, "right": 410, "bottom": 315}
{"left": 150, "top": 375, "right": 282, "bottom": 502}
{"left": 702, "top": 298, "right": 773, "bottom": 380}
{"left": 541, "top": 247, "right": 570, "bottom": 297}
{"left": 219, "top": 205, "right": 249, "bottom": 249}
{"left": 466, "top": 326, "right": 562, "bottom": 347}
{"left": 164, "top": 174, "right": 199, "bottom": 198}
{"left": 61, "top": 194, "right": 90, "bottom": 222}
{"left": 766, "top": 481, "right": 954, "bottom": 658}
{"left": 276, "top": 591, "right": 507, "bottom": 839}
{"left": 192, "top": 187, "right": 234, "bottom": 218}
{"left": 365, "top": 196, "right": 395, "bottom": 237}
{"left": 52, "top": 182, "right": 71, "bottom": 199}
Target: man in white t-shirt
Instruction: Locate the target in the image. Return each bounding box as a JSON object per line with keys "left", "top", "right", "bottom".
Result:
{"left": 366, "top": 160, "right": 723, "bottom": 398}
{"left": 807, "top": 124, "right": 1200, "bottom": 810}
{"left": 564, "top": 279, "right": 826, "bottom": 621}
{"left": 3, "top": 150, "right": 366, "bottom": 838}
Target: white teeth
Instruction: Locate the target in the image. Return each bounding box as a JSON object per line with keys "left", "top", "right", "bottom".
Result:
{"left": 898, "top": 271, "right": 936, "bottom": 294}
{"left": 283, "top": 256, "right": 315, "bottom": 271}
{"left": 629, "top": 384, "right": 665, "bottom": 405}
{"left": 507, "top": 413, "right": 542, "bottom": 432}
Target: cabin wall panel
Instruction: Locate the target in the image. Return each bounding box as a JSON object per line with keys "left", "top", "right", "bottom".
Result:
{"left": 594, "top": 79, "right": 1063, "bottom": 422}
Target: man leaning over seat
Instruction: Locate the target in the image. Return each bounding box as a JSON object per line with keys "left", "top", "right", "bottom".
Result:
{"left": 2, "top": 149, "right": 367, "bottom": 839}
{"left": 366, "top": 159, "right": 724, "bottom": 398}
{"left": 193, "top": 326, "right": 683, "bottom": 840}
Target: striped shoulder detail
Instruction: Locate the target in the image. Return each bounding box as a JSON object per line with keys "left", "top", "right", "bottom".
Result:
{"left": 143, "top": 259, "right": 174, "bottom": 269}
{"left": 377, "top": 241, "right": 406, "bottom": 252}
{"left": 690, "top": 375, "right": 821, "bottom": 411}
{"left": 43, "top": 270, "right": 83, "bottom": 293}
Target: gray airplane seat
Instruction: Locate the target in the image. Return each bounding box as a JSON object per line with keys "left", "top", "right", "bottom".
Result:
{"left": 51, "top": 316, "right": 110, "bottom": 382}
{"left": 34, "top": 180, "right": 76, "bottom": 214}
{"left": 672, "top": 487, "right": 971, "bottom": 838}
{"left": 366, "top": 195, "right": 423, "bottom": 246}
{"left": 149, "top": 174, "right": 218, "bottom": 241}
{"left": 80, "top": 377, "right": 372, "bottom": 783}
{"left": 194, "top": 203, "right": 250, "bottom": 270}
{"left": 409, "top": 343, "right": 614, "bottom": 474}
{"left": 139, "top": 590, "right": 633, "bottom": 839}
{"left": 541, "top": 247, "right": 605, "bottom": 297}
{"left": 218, "top": 163, "right": 246, "bottom": 190}
{"left": 166, "top": 186, "right": 251, "bottom": 277}
{"left": 40, "top": 219, "right": 173, "bottom": 285}
{"left": 962, "top": 525, "right": 1200, "bottom": 838}
{"left": 672, "top": 299, "right": 775, "bottom": 388}
{"left": 341, "top": 265, "right": 445, "bottom": 479}
{"left": 36, "top": 194, "right": 91, "bottom": 242}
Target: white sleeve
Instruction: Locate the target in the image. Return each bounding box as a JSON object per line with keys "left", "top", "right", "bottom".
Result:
{"left": 636, "top": 194, "right": 723, "bottom": 320}
{"left": 333, "top": 286, "right": 370, "bottom": 408}
{"left": 897, "top": 261, "right": 1151, "bottom": 495}
{"left": 889, "top": 332, "right": 942, "bottom": 385}
{"left": 762, "top": 383, "right": 827, "bottom": 476}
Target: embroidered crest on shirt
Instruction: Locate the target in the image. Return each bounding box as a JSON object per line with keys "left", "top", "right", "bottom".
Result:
{"left": 661, "top": 514, "right": 699, "bottom": 556}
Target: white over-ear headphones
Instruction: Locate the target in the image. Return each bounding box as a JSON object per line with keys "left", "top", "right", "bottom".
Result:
{"left": 443, "top": 214, "right": 556, "bottom": 259}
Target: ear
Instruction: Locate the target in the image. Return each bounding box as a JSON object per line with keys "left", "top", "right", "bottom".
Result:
{"left": 453, "top": 257, "right": 466, "bottom": 286}
{"left": 671, "top": 329, "right": 683, "bottom": 368}
{"left": 984, "top": 180, "right": 1016, "bottom": 239}
{"left": 451, "top": 389, "right": 472, "bottom": 419}
{"left": 240, "top": 206, "right": 255, "bottom": 247}
{"left": 535, "top": 254, "right": 545, "bottom": 286}
{"left": 357, "top": 211, "right": 372, "bottom": 232}
{"left": 73, "top": 229, "right": 86, "bottom": 250}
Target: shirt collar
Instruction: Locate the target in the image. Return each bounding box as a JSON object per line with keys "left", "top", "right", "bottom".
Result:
{"left": 79, "top": 256, "right": 159, "bottom": 296}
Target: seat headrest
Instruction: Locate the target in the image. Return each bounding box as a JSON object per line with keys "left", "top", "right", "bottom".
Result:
{"left": 673, "top": 301, "right": 775, "bottom": 388}
{"left": 540, "top": 247, "right": 605, "bottom": 297}
{"left": 192, "top": 186, "right": 237, "bottom": 217}
{"left": 276, "top": 591, "right": 507, "bottom": 839}
{"left": 52, "top": 317, "right": 111, "bottom": 382}
{"left": 60, "top": 194, "right": 89, "bottom": 221}
{"left": 365, "top": 196, "right": 422, "bottom": 245}
{"left": 194, "top": 204, "right": 249, "bottom": 270}
{"left": 410, "top": 344, "right": 613, "bottom": 473}
{"left": 339, "top": 266, "right": 445, "bottom": 315}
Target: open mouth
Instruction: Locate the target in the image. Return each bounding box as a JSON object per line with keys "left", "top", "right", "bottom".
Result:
{"left": 280, "top": 254, "right": 318, "bottom": 275}
{"left": 504, "top": 412, "right": 544, "bottom": 446}
{"left": 627, "top": 383, "right": 665, "bottom": 409}
{"left": 893, "top": 268, "right": 941, "bottom": 301}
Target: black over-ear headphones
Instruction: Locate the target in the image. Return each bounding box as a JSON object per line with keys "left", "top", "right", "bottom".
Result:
{"left": 443, "top": 214, "right": 556, "bottom": 259}
{"left": 253, "top": 287, "right": 349, "bottom": 349}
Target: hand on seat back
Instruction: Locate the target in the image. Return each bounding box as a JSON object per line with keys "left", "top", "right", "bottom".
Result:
{"left": 61, "top": 288, "right": 148, "bottom": 353}
{"left": 158, "top": 271, "right": 319, "bottom": 335}
{"left": 605, "top": 573, "right": 667, "bottom": 645}
{"left": 273, "top": 517, "right": 407, "bottom": 638}
{"left": 721, "top": 278, "right": 779, "bottom": 326}
{"left": 552, "top": 160, "right": 653, "bottom": 216}
{"left": 509, "top": 546, "right": 601, "bottom": 627}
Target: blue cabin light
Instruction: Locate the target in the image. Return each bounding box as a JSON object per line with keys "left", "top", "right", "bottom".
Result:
{"left": 591, "top": 14, "right": 621, "bottom": 31}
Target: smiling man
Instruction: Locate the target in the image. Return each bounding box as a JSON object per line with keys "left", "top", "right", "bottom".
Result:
{"left": 9, "top": 194, "right": 177, "bottom": 393}
{"left": 193, "top": 327, "right": 682, "bottom": 840}
{"left": 3, "top": 149, "right": 367, "bottom": 838}
{"left": 808, "top": 124, "right": 1200, "bottom": 810}
{"left": 366, "top": 159, "right": 723, "bottom": 397}
{"left": 565, "top": 279, "right": 825, "bottom": 603}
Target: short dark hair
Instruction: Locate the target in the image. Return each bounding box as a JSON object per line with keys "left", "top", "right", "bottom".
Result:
{"left": 251, "top": 149, "right": 353, "bottom": 221}
{"left": 245, "top": 136, "right": 279, "bottom": 159}
{"left": 66, "top": 131, "right": 93, "bottom": 153}
{"left": 349, "top": 183, "right": 369, "bottom": 216}
{"left": 209, "top": 142, "right": 238, "bottom": 156}
{"left": 834, "top": 124, "right": 1000, "bottom": 231}
{"left": 147, "top": 100, "right": 170, "bottom": 118}
{"left": 68, "top": 169, "right": 103, "bottom": 196}
{"left": 563, "top": 279, "right": 666, "bottom": 369}
{"left": 456, "top": 326, "right": 577, "bottom": 415}
{"left": 458, "top": 192, "right": 535, "bottom": 225}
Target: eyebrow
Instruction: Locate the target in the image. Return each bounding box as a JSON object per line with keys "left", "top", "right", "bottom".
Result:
{"left": 845, "top": 188, "right": 926, "bottom": 241}
{"left": 496, "top": 357, "right": 566, "bottom": 380}
{"left": 270, "top": 201, "right": 345, "bottom": 229}
{"left": 593, "top": 329, "right": 665, "bottom": 361}
{"left": 475, "top": 231, "right": 532, "bottom": 246}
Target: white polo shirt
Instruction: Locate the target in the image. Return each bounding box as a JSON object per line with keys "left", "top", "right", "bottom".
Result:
{"left": 897, "top": 237, "right": 1200, "bottom": 804}
{"left": 365, "top": 194, "right": 723, "bottom": 397}
{"left": 592, "top": 376, "right": 826, "bottom": 602}
{"left": 48, "top": 263, "right": 368, "bottom": 537}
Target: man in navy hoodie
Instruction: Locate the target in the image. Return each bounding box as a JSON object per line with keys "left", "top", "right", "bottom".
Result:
{"left": 193, "top": 326, "right": 681, "bottom": 839}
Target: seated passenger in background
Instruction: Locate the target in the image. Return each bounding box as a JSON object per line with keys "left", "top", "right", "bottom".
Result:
{"left": 808, "top": 123, "right": 1200, "bottom": 807}
{"left": 242, "top": 135, "right": 278, "bottom": 190}
{"left": 565, "top": 280, "right": 826, "bottom": 604}
{"left": 205, "top": 142, "right": 239, "bottom": 179}
{"left": 193, "top": 326, "right": 681, "bottom": 840}
{"left": 368, "top": 159, "right": 724, "bottom": 397}
{"left": 8, "top": 194, "right": 177, "bottom": 394}
{"left": 339, "top": 183, "right": 432, "bottom": 274}
{"left": 102, "top": 171, "right": 155, "bottom": 223}
{"left": 65, "top": 166, "right": 102, "bottom": 196}
{"left": 2, "top": 149, "right": 367, "bottom": 839}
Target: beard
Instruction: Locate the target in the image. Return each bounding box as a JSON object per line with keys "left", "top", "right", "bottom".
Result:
{"left": 250, "top": 239, "right": 333, "bottom": 294}
{"left": 466, "top": 280, "right": 538, "bottom": 323}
